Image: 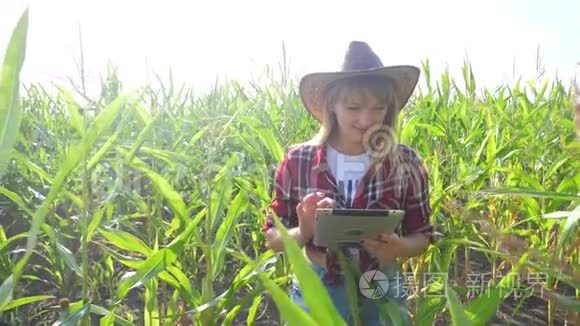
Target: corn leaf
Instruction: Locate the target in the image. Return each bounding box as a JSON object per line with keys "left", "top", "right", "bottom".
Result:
{"left": 0, "top": 8, "right": 28, "bottom": 178}
{"left": 53, "top": 302, "right": 90, "bottom": 326}
{"left": 0, "top": 276, "right": 13, "bottom": 311}
{"left": 211, "top": 189, "right": 248, "bottom": 277}
{"left": 99, "top": 226, "right": 152, "bottom": 256}
{"left": 445, "top": 283, "right": 473, "bottom": 326}
{"left": 0, "top": 295, "right": 54, "bottom": 312}
{"left": 56, "top": 242, "right": 82, "bottom": 277}
{"left": 257, "top": 274, "right": 317, "bottom": 326}
{"left": 272, "top": 215, "right": 346, "bottom": 325}
{"left": 144, "top": 278, "right": 159, "bottom": 326}
{"left": 125, "top": 153, "right": 188, "bottom": 225}
{"left": 117, "top": 248, "right": 176, "bottom": 301}
{"left": 12, "top": 90, "right": 136, "bottom": 286}
{"left": 466, "top": 254, "right": 528, "bottom": 325}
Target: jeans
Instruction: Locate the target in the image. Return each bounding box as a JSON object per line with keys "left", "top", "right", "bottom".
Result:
{"left": 288, "top": 263, "right": 410, "bottom": 325}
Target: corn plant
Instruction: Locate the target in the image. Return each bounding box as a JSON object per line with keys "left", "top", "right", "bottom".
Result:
{"left": 0, "top": 7, "right": 578, "bottom": 326}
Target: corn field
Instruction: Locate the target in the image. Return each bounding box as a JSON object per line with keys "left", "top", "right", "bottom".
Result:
{"left": 1, "top": 9, "right": 579, "bottom": 326}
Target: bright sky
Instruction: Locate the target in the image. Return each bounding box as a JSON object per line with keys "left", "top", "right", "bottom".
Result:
{"left": 1, "top": 0, "right": 579, "bottom": 96}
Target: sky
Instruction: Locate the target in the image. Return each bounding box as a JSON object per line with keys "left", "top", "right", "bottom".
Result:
{"left": 1, "top": 0, "right": 579, "bottom": 97}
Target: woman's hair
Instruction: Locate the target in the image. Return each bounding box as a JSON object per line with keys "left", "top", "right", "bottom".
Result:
{"left": 306, "top": 74, "right": 399, "bottom": 148}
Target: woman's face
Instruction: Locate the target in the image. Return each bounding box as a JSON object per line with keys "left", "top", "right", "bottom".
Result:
{"left": 331, "top": 87, "right": 389, "bottom": 145}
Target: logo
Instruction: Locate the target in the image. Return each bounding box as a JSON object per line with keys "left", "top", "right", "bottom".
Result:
{"left": 362, "top": 124, "right": 397, "bottom": 159}
{"left": 359, "top": 270, "right": 389, "bottom": 299}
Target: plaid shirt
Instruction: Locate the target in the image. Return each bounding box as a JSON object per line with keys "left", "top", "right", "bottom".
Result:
{"left": 263, "top": 142, "right": 435, "bottom": 285}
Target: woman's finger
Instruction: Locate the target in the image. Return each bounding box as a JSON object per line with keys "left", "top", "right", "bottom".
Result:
{"left": 301, "top": 192, "right": 325, "bottom": 211}
{"left": 301, "top": 193, "right": 317, "bottom": 206}
{"left": 317, "top": 197, "right": 336, "bottom": 208}
{"left": 297, "top": 203, "right": 314, "bottom": 222}
{"left": 303, "top": 192, "right": 325, "bottom": 203}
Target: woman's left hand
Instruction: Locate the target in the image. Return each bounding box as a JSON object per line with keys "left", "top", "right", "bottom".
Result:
{"left": 361, "top": 233, "right": 407, "bottom": 266}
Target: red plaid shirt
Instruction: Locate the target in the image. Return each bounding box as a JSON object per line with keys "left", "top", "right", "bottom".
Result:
{"left": 263, "top": 142, "right": 435, "bottom": 285}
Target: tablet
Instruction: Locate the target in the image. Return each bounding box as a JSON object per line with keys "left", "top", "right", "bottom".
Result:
{"left": 312, "top": 208, "right": 404, "bottom": 248}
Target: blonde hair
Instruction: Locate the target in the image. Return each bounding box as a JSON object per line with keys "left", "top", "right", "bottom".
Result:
{"left": 304, "top": 75, "right": 399, "bottom": 166}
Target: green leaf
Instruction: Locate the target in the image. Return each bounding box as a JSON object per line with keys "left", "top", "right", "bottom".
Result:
{"left": 0, "top": 231, "right": 28, "bottom": 255}
{"left": 160, "top": 265, "right": 201, "bottom": 307}
{"left": 257, "top": 274, "right": 317, "bottom": 326}
{"left": 56, "top": 242, "right": 82, "bottom": 277}
{"left": 85, "top": 208, "right": 104, "bottom": 243}
{"left": 87, "top": 108, "right": 134, "bottom": 171}
{"left": 12, "top": 90, "right": 138, "bottom": 286}
{"left": 377, "top": 301, "right": 405, "bottom": 326}
{"left": 474, "top": 130, "right": 493, "bottom": 163}
{"left": 0, "top": 8, "right": 28, "bottom": 178}
{"left": 414, "top": 296, "right": 445, "bottom": 326}
{"left": 144, "top": 278, "right": 159, "bottom": 326}
{"left": 211, "top": 190, "right": 248, "bottom": 277}
{"left": 59, "top": 88, "right": 84, "bottom": 136}
{"left": 166, "top": 207, "right": 207, "bottom": 252}
{"left": 189, "top": 125, "right": 210, "bottom": 145}
{"left": 213, "top": 152, "right": 239, "bottom": 183}
{"left": 135, "top": 103, "right": 152, "bottom": 124}
{"left": 0, "top": 186, "right": 32, "bottom": 216}
{"left": 257, "top": 125, "right": 284, "bottom": 162}
{"left": 544, "top": 292, "right": 580, "bottom": 311}
{"left": 117, "top": 249, "right": 176, "bottom": 301}
{"left": 556, "top": 204, "right": 580, "bottom": 255}
{"left": 486, "top": 128, "right": 497, "bottom": 165}
{"left": 239, "top": 115, "right": 285, "bottom": 162}
{"left": 99, "top": 226, "right": 152, "bottom": 256}
{"left": 11, "top": 153, "right": 83, "bottom": 208}
{"left": 100, "top": 313, "right": 115, "bottom": 326}
{"left": 97, "top": 304, "right": 135, "bottom": 326}
{"left": 466, "top": 255, "right": 528, "bottom": 325}
{"left": 336, "top": 250, "right": 360, "bottom": 325}
{"left": 0, "top": 295, "right": 54, "bottom": 312}
{"left": 416, "top": 122, "right": 446, "bottom": 137}
{"left": 125, "top": 112, "right": 158, "bottom": 163}
{"left": 125, "top": 153, "right": 188, "bottom": 225}
{"left": 246, "top": 295, "right": 262, "bottom": 325}
{"left": 272, "top": 215, "right": 347, "bottom": 325}
{"left": 0, "top": 276, "right": 13, "bottom": 310}
{"left": 479, "top": 188, "right": 580, "bottom": 201}
{"left": 209, "top": 170, "right": 234, "bottom": 233}
{"left": 54, "top": 302, "right": 90, "bottom": 326}
{"left": 445, "top": 283, "right": 473, "bottom": 326}
{"left": 88, "top": 303, "right": 112, "bottom": 316}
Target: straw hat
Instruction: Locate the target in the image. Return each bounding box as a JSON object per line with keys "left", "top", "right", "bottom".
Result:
{"left": 299, "top": 41, "right": 420, "bottom": 122}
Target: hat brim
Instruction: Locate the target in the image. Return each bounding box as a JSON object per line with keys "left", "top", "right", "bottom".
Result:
{"left": 299, "top": 65, "right": 420, "bottom": 122}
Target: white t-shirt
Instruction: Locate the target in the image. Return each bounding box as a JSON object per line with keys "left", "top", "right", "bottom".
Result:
{"left": 326, "top": 144, "right": 371, "bottom": 208}
{"left": 326, "top": 144, "right": 371, "bottom": 266}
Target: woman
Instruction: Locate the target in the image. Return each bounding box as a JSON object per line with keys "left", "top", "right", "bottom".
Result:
{"left": 262, "top": 41, "right": 436, "bottom": 325}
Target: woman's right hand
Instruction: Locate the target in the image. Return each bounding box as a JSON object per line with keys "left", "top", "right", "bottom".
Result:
{"left": 297, "top": 192, "right": 336, "bottom": 243}
{"left": 305, "top": 244, "right": 327, "bottom": 269}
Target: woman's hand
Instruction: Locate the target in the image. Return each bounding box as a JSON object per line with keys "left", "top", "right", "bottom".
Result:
{"left": 305, "top": 245, "right": 327, "bottom": 269}
{"left": 297, "top": 192, "right": 335, "bottom": 244}
{"left": 361, "top": 233, "right": 407, "bottom": 266}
